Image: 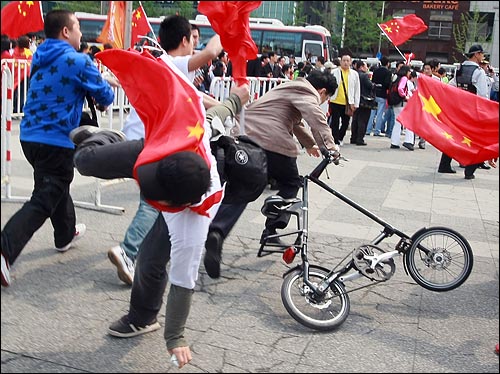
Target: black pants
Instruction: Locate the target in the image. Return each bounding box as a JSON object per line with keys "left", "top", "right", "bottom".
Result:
{"left": 328, "top": 102, "right": 351, "bottom": 145}
{"left": 209, "top": 150, "right": 302, "bottom": 238}
{"left": 1, "top": 142, "right": 75, "bottom": 265}
{"left": 350, "top": 107, "right": 371, "bottom": 144}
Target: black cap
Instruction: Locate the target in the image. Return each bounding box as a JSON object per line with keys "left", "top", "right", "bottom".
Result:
{"left": 136, "top": 151, "right": 210, "bottom": 206}
{"left": 466, "top": 44, "right": 484, "bottom": 56}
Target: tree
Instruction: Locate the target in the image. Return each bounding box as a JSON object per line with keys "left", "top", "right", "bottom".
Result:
{"left": 343, "top": 1, "right": 383, "bottom": 58}
{"left": 453, "top": 8, "right": 489, "bottom": 62}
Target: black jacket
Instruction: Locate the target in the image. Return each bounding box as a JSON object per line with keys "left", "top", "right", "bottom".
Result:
{"left": 372, "top": 66, "right": 392, "bottom": 98}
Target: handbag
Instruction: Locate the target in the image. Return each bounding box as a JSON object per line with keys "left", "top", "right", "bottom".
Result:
{"left": 341, "top": 74, "right": 354, "bottom": 116}
{"left": 212, "top": 135, "right": 268, "bottom": 204}
{"left": 359, "top": 94, "right": 377, "bottom": 109}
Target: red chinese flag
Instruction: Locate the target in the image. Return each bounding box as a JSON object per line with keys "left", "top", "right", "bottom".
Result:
{"left": 398, "top": 75, "right": 499, "bottom": 165}
{"left": 198, "top": 1, "right": 261, "bottom": 85}
{"left": 1, "top": 1, "right": 44, "bottom": 39}
{"left": 131, "top": 4, "right": 153, "bottom": 47}
{"left": 97, "top": 1, "right": 126, "bottom": 49}
{"left": 95, "top": 48, "right": 210, "bottom": 170}
{"left": 378, "top": 14, "right": 427, "bottom": 46}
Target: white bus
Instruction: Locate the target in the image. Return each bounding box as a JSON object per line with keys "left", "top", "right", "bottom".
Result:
{"left": 76, "top": 12, "right": 335, "bottom": 63}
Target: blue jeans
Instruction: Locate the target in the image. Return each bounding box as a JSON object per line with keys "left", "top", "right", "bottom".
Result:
{"left": 366, "top": 108, "right": 376, "bottom": 135}
{"left": 121, "top": 195, "right": 159, "bottom": 261}
{"left": 385, "top": 106, "right": 395, "bottom": 137}
{"left": 373, "top": 97, "right": 388, "bottom": 135}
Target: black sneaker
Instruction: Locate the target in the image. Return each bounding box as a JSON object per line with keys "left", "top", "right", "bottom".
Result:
{"left": 479, "top": 163, "right": 491, "bottom": 170}
{"left": 402, "top": 142, "right": 414, "bottom": 151}
{"left": 70, "top": 125, "right": 126, "bottom": 146}
{"left": 108, "top": 315, "right": 160, "bottom": 338}
{"left": 464, "top": 174, "right": 475, "bottom": 180}
{"left": 204, "top": 231, "right": 223, "bottom": 279}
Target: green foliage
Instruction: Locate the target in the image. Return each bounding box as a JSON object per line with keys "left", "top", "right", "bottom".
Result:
{"left": 343, "top": 1, "right": 383, "bottom": 57}
{"left": 452, "top": 8, "right": 489, "bottom": 62}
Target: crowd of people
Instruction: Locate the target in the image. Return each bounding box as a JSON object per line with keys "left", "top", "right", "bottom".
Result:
{"left": 1, "top": 8, "right": 499, "bottom": 368}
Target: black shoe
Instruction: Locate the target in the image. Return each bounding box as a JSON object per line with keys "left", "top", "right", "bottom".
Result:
{"left": 260, "top": 229, "right": 286, "bottom": 246}
{"left": 438, "top": 167, "right": 457, "bottom": 174}
{"left": 390, "top": 144, "right": 400, "bottom": 149}
{"left": 108, "top": 315, "right": 160, "bottom": 338}
{"left": 402, "top": 142, "right": 414, "bottom": 151}
{"left": 479, "top": 163, "right": 491, "bottom": 170}
{"left": 204, "top": 231, "right": 223, "bottom": 279}
{"left": 418, "top": 140, "right": 426, "bottom": 149}
{"left": 464, "top": 174, "right": 475, "bottom": 180}
{"left": 356, "top": 141, "right": 367, "bottom": 146}
{"left": 70, "top": 125, "right": 126, "bottom": 146}
{"left": 350, "top": 140, "right": 356, "bottom": 144}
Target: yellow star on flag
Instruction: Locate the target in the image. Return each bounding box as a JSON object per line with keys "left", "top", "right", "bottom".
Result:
{"left": 419, "top": 92, "right": 442, "bottom": 122}
{"left": 187, "top": 121, "right": 204, "bottom": 141}
{"left": 462, "top": 137, "right": 472, "bottom": 147}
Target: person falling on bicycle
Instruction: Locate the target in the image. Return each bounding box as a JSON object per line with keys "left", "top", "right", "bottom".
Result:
{"left": 203, "top": 69, "right": 339, "bottom": 279}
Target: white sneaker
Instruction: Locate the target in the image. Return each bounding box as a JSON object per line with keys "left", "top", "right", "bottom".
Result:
{"left": 56, "top": 223, "right": 86, "bottom": 252}
{"left": 339, "top": 140, "right": 344, "bottom": 147}
{"left": 107, "top": 246, "right": 135, "bottom": 286}
{"left": 1, "top": 252, "right": 11, "bottom": 287}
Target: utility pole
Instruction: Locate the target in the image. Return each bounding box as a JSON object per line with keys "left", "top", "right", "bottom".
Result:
{"left": 123, "top": 1, "right": 133, "bottom": 50}
{"left": 340, "top": 1, "right": 347, "bottom": 48}
{"left": 377, "top": 1, "right": 385, "bottom": 56}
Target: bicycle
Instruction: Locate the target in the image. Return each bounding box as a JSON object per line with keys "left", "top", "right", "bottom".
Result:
{"left": 258, "top": 148, "right": 474, "bottom": 331}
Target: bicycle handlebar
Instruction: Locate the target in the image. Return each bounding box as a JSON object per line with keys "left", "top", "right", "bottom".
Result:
{"left": 319, "top": 147, "right": 341, "bottom": 165}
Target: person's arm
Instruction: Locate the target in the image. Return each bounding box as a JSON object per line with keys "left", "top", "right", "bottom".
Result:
{"left": 187, "top": 35, "right": 222, "bottom": 72}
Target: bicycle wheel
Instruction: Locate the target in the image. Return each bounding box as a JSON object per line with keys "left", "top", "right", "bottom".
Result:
{"left": 405, "top": 227, "right": 473, "bottom": 292}
{"left": 281, "top": 265, "right": 350, "bottom": 331}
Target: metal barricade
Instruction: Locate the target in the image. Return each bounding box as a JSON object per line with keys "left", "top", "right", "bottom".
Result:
{"left": 209, "top": 76, "right": 289, "bottom": 102}
{"left": 1, "top": 63, "right": 125, "bottom": 214}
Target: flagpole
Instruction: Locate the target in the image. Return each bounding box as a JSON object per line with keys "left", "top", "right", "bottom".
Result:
{"left": 124, "top": 1, "right": 133, "bottom": 50}
{"left": 377, "top": 23, "right": 405, "bottom": 61}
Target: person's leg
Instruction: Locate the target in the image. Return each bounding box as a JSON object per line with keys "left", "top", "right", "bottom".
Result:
{"left": 356, "top": 108, "right": 370, "bottom": 144}
{"left": 390, "top": 106, "right": 403, "bottom": 147}
{"left": 74, "top": 136, "right": 143, "bottom": 180}
{"left": 438, "top": 153, "right": 455, "bottom": 173}
{"left": 121, "top": 195, "right": 160, "bottom": 261}
{"left": 264, "top": 151, "right": 301, "bottom": 233}
{"left": 1, "top": 142, "right": 76, "bottom": 266}
{"left": 464, "top": 164, "right": 480, "bottom": 179}
{"left": 385, "top": 106, "right": 395, "bottom": 137}
{"left": 329, "top": 103, "right": 342, "bottom": 145}
{"left": 350, "top": 110, "right": 360, "bottom": 144}
{"left": 127, "top": 214, "right": 171, "bottom": 326}
{"left": 338, "top": 107, "right": 351, "bottom": 144}
{"left": 204, "top": 202, "right": 247, "bottom": 278}
{"left": 366, "top": 108, "right": 376, "bottom": 135}
{"left": 373, "top": 97, "right": 387, "bottom": 136}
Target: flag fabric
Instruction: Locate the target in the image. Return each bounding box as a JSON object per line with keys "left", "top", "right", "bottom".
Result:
{"left": 97, "top": 1, "right": 126, "bottom": 49}
{"left": 398, "top": 74, "right": 499, "bottom": 165}
{"left": 95, "top": 48, "right": 221, "bottom": 214}
{"left": 1, "top": 1, "right": 44, "bottom": 39}
{"left": 378, "top": 14, "right": 428, "bottom": 46}
{"left": 131, "top": 3, "right": 154, "bottom": 47}
{"left": 198, "top": 1, "right": 261, "bottom": 85}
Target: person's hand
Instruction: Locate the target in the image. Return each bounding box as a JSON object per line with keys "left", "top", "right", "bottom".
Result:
{"left": 168, "top": 346, "right": 192, "bottom": 369}
{"left": 230, "top": 83, "right": 250, "bottom": 106}
{"left": 193, "top": 74, "right": 204, "bottom": 88}
{"left": 102, "top": 71, "right": 121, "bottom": 88}
{"left": 306, "top": 145, "right": 321, "bottom": 157}
{"left": 487, "top": 158, "right": 498, "bottom": 168}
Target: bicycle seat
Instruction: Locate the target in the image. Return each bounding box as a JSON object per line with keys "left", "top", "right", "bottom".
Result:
{"left": 261, "top": 195, "right": 302, "bottom": 218}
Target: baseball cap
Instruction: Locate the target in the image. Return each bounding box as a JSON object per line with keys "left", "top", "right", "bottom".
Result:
{"left": 136, "top": 151, "right": 210, "bottom": 206}
{"left": 324, "top": 61, "right": 335, "bottom": 69}
{"left": 466, "top": 44, "right": 484, "bottom": 56}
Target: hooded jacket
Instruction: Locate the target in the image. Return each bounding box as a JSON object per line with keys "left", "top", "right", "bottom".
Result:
{"left": 20, "top": 39, "right": 114, "bottom": 149}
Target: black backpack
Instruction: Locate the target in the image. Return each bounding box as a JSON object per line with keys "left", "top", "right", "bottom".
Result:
{"left": 387, "top": 76, "right": 404, "bottom": 106}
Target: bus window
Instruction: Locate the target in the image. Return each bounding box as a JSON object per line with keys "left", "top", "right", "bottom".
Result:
{"left": 79, "top": 19, "right": 105, "bottom": 43}
{"left": 303, "top": 41, "right": 323, "bottom": 62}
{"left": 261, "top": 30, "right": 301, "bottom": 57}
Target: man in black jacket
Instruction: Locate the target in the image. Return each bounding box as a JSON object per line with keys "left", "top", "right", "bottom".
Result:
{"left": 371, "top": 56, "right": 393, "bottom": 136}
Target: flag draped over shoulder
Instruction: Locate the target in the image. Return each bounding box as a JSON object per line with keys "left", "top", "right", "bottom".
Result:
{"left": 398, "top": 75, "right": 499, "bottom": 165}
{"left": 131, "top": 3, "right": 154, "bottom": 47}
{"left": 198, "top": 1, "right": 261, "bottom": 85}
{"left": 97, "top": 1, "right": 126, "bottom": 49}
{"left": 378, "top": 14, "right": 427, "bottom": 46}
{"left": 96, "top": 49, "right": 208, "bottom": 168}
{"left": 1, "top": 1, "right": 44, "bottom": 39}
